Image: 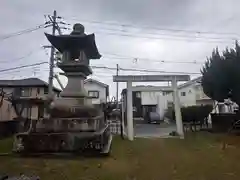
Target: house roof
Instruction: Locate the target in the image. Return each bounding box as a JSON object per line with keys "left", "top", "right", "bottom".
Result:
{"left": 0, "top": 78, "right": 62, "bottom": 92}
{"left": 84, "top": 78, "right": 108, "bottom": 87}
{"left": 178, "top": 76, "right": 202, "bottom": 89}
{"left": 84, "top": 78, "right": 109, "bottom": 96}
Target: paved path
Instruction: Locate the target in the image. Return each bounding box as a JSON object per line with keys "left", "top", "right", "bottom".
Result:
{"left": 134, "top": 123, "right": 176, "bottom": 138}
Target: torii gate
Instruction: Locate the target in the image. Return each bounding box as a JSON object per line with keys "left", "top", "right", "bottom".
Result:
{"left": 113, "top": 75, "right": 190, "bottom": 140}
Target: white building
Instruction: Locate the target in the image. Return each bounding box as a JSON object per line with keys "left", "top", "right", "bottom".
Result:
{"left": 121, "top": 76, "right": 237, "bottom": 125}
{"left": 122, "top": 77, "right": 216, "bottom": 120}
{"left": 121, "top": 86, "right": 172, "bottom": 120}
{"left": 84, "top": 78, "right": 109, "bottom": 105}
{"left": 165, "top": 77, "right": 214, "bottom": 107}
{"left": 164, "top": 77, "right": 237, "bottom": 114}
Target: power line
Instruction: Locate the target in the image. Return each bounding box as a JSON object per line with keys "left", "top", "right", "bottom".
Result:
{"left": 91, "top": 65, "right": 201, "bottom": 75}
{"left": 0, "top": 48, "right": 44, "bottom": 63}
{"left": 0, "top": 62, "right": 48, "bottom": 73}
{"left": 91, "top": 74, "right": 113, "bottom": 78}
{"left": 0, "top": 63, "right": 201, "bottom": 75}
{"left": 0, "top": 69, "right": 49, "bottom": 76}
{"left": 0, "top": 70, "right": 22, "bottom": 75}
{"left": 103, "top": 53, "right": 205, "bottom": 65}
{"left": 94, "top": 30, "right": 237, "bottom": 44}
{"left": 95, "top": 27, "right": 238, "bottom": 42}
{"left": 66, "top": 16, "right": 240, "bottom": 36}
{"left": 66, "top": 16, "right": 240, "bottom": 42}
{"left": 0, "top": 23, "right": 50, "bottom": 42}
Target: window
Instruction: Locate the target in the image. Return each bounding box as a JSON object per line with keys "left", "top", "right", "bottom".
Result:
{"left": 7, "top": 104, "right": 11, "bottom": 111}
{"left": 38, "top": 106, "right": 44, "bottom": 119}
{"left": 181, "top": 92, "right": 186, "bottom": 96}
{"left": 21, "top": 105, "right": 31, "bottom": 118}
{"left": 44, "top": 87, "right": 48, "bottom": 94}
{"left": 44, "top": 108, "right": 49, "bottom": 117}
{"left": 36, "top": 88, "right": 40, "bottom": 95}
{"left": 133, "top": 107, "right": 137, "bottom": 112}
{"left": 167, "top": 101, "right": 173, "bottom": 108}
{"left": 88, "top": 91, "right": 99, "bottom": 98}
{"left": 136, "top": 92, "right": 141, "bottom": 98}
{"left": 163, "top": 91, "right": 171, "bottom": 96}
{"left": 26, "top": 107, "right": 31, "bottom": 119}
{"left": 19, "top": 88, "right": 31, "bottom": 97}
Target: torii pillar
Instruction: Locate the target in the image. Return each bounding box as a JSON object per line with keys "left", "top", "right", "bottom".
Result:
{"left": 172, "top": 76, "right": 184, "bottom": 137}
{"left": 126, "top": 81, "right": 134, "bottom": 140}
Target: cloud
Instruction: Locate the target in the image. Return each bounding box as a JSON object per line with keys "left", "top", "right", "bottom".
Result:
{"left": 0, "top": 0, "right": 240, "bottom": 97}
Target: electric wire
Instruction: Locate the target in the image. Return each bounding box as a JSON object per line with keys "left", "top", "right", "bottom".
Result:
{"left": 103, "top": 53, "right": 205, "bottom": 65}
{"left": 65, "top": 16, "right": 240, "bottom": 43}
{"left": 0, "top": 62, "right": 48, "bottom": 73}
{"left": 0, "top": 63, "right": 201, "bottom": 75}
{"left": 66, "top": 16, "right": 239, "bottom": 37}
{"left": 0, "top": 23, "right": 49, "bottom": 42}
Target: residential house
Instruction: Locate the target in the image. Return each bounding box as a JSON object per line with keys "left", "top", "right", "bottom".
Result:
{"left": 165, "top": 77, "right": 214, "bottom": 107}
{"left": 165, "top": 76, "right": 237, "bottom": 113}
{"left": 121, "top": 76, "right": 236, "bottom": 124}
{"left": 121, "top": 85, "right": 172, "bottom": 120}
{"left": 84, "top": 78, "right": 109, "bottom": 105}
{"left": 0, "top": 78, "right": 61, "bottom": 120}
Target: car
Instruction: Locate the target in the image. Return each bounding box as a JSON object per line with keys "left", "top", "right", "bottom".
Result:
{"left": 148, "top": 112, "right": 161, "bottom": 124}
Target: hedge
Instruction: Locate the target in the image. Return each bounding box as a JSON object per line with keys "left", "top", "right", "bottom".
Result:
{"left": 164, "top": 105, "right": 213, "bottom": 124}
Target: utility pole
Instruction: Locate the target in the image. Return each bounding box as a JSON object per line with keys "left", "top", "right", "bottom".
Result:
{"left": 115, "top": 64, "right": 124, "bottom": 139}
{"left": 47, "top": 10, "right": 57, "bottom": 97}
{"left": 45, "top": 10, "right": 67, "bottom": 96}
{"left": 116, "top": 64, "right": 119, "bottom": 108}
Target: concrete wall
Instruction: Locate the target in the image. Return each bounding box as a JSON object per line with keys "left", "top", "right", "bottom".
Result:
{"left": 84, "top": 82, "right": 107, "bottom": 104}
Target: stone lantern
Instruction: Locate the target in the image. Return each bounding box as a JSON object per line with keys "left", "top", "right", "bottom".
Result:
{"left": 13, "top": 24, "right": 112, "bottom": 155}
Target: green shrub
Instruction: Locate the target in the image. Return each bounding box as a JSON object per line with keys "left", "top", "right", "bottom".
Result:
{"left": 164, "top": 105, "right": 213, "bottom": 124}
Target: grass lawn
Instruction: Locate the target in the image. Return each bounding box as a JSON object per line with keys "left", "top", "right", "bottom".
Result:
{"left": 0, "top": 133, "right": 240, "bottom": 180}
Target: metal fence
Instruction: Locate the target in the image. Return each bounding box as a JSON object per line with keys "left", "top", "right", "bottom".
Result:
{"left": 107, "top": 119, "right": 122, "bottom": 135}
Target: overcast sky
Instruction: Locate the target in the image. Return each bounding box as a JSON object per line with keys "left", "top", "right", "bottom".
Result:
{"left": 0, "top": 0, "right": 240, "bottom": 97}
